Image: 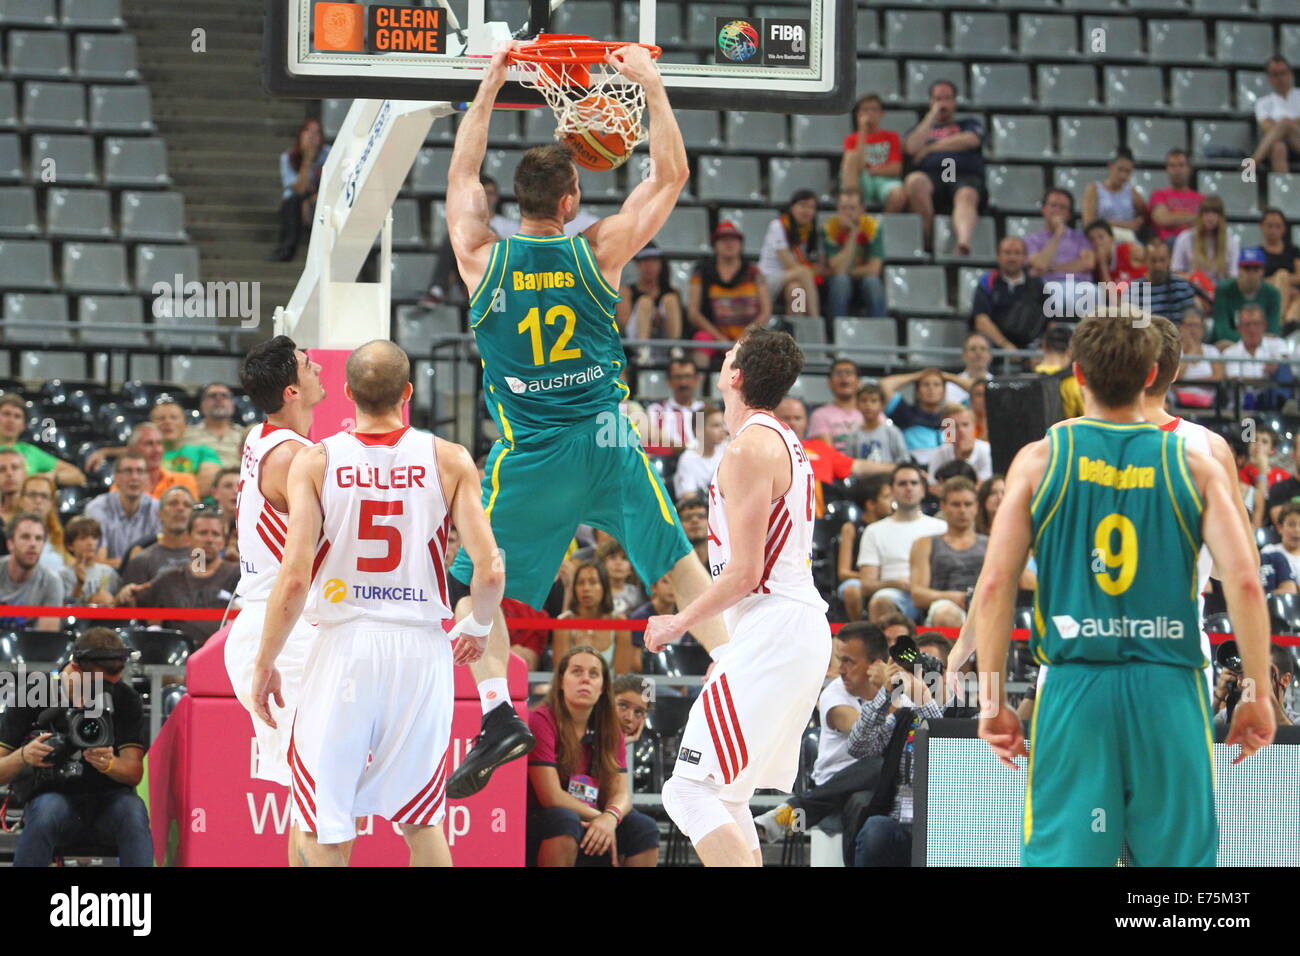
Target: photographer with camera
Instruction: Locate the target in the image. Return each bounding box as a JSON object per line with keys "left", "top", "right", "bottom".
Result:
{"left": 0, "top": 627, "right": 150, "bottom": 866}
{"left": 1214, "top": 640, "right": 1298, "bottom": 728}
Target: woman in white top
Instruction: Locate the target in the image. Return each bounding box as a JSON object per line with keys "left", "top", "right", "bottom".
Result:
{"left": 1175, "top": 308, "right": 1222, "bottom": 409}
{"left": 758, "top": 189, "right": 825, "bottom": 318}
{"left": 1082, "top": 147, "right": 1147, "bottom": 245}
{"left": 1171, "top": 195, "right": 1239, "bottom": 284}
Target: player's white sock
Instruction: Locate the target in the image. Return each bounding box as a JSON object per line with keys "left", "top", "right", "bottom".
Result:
{"left": 478, "top": 678, "right": 510, "bottom": 715}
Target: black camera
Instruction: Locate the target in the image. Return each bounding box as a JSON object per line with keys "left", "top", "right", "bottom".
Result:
{"left": 890, "top": 634, "right": 944, "bottom": 677}
{"left": 1216, "top": 640, "right": 1242, "bottom": 721}
{"left": 26, "top": 699, "right": 115, "bottom": 783}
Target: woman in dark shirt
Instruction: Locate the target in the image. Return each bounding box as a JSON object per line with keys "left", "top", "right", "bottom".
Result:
{"left": 616, "top": 243, "right": 683, "bottom": 361}
{"left": 1260, "top": 206, "right": 1300, "bottom": 323}
{"left": 273, "top": 117, "right": 330, "bottom": 261}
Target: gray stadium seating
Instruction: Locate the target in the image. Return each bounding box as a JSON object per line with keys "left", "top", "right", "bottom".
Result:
{"left": 716, "top": 207, "right": 765, "bottom": 257}
{"left": 885, "top": 11, "right": 946, "bottom": 55}
{"left": 688, "top": 5, "right": 745, "bottom": 47}
{"left": 907, "top": 318, "right": 968, "bottom": 367}
{"left": 726, "top": 112, "right": 791, "bottom": 153}
{"left": 0, "top": 82, "right": 16, "bottom": 129}
{"left": 1148, "top": 21, "right": 1208, "bottom": 64}
{"left": 1082, "top": 17, "right": 1142, "bottom": 60}
{"left": 483, "top": 149, "right": 524, "bottom": 198}
{"left": 1198, "top": 170, "right": 1260, "bottom": 219}
{"left": 1268, "top": 175, "right": 1300, "bottom": 221}
{"left": 409, "top": 147, "right": 452, "bottom": 195}
{"left": 973, "top": 64, "right": 1033, "bottom": 109}
{"left": 134, "top": 244, "right": 200, "bottom": 292}
{"left": 856, "top": 60, "right": 900, "bottom": 104}
{"left": 905, "top": 61, "right": 966, "bottom": 103}
{"left": 787, "top": 316, "right": 825, "bottom": 348}
{"left": 1057, "top": 116, "right": 1118, "bottom": 162}
{"left": 120, "top": 191, "right": 187, "bottom": 242}
{"left": 89, "top": 84, "right": 151, "bottom": 132}
{"left": 0, "top": 185, "right": 39, "bottom": 236}
{"left": 78, "top": 294, "right": 146, "bottom": 346}
{"left": 654, "top": 207, "right": 710, "bottom": 258}
{"left": 769, "top": 158, "right": 832, "bottom": 204}
{"left": 1126, "top": 117, "right": 1188, "bottom": 164}
{"left": 1171, "top": 69, "right": 1233, "bottom": 115}
{"left": 428, "top": 199, "right": 446, "bottom": 246}
{"left": 46, "top": 187, "right": 113, "bottom": 239}
{"left": 31, "top": 133, "right": 96, "bottom": 184}
{"left": 1215, "top": 22, "right": 1273, "bottom": 68}
{"left": 793, "top": 114, "right": 848, "bottom": 154}
{"left": 956, "top": 266, "right": 983, "bottom": 316}
{"left": 322, "top": 98, "right": 349, "bottom": 140}
{"left": 933, "top": 216, "right": 997, "bottom": 263}
{"left": 674, "top": 110, "right": 722, "bottom": 150}
{"left": 390, "top": 198, "right": 423, "bottom": 249}
{"left": 75, "top": 33, "right": 138, "bottom": 82}
{"left": 1283, "top": 26, "right": 1300, "bottom": 67}
{"left": 8, "top": 30, "right": 71, "bottom": 79}
{"left": 1235, "top": 71, "right": 1270, "bottom": 114}
{"left": 62, "top": 241, "right": 128, "bottom": 293}
{"left": 5, "top": 292, "right": 70, "bottom": 342}
{"left": 1104, "top": 66, "right": 1166, "bottom": 112}
{"left": 395, "top": 304, "right": 460, "bottom": 344}
{"left": 1192, "top": 120, "right": 1252, "bottom": 165}
{"left": 61, "top": 0, "right": 124, "bottom": 28}
{"left": 833, "top": 318, "right": 897, "bottom": 354}
{"left": 1053, "top": 165, "right": 1106, "bottom": 207}
{"left": 104, "top": 136, "right": 170, "bottom": 186}
{"left": 0, "top": 239, "right": 55, "bottom": 289}
{"left": 992, "top": 114, "right": 1053, "bottom": 160}
{"left": 986, "top": 163, "right": 1045, "bottom": 213}
{"left": 1018, "top": 14, "right": 1078, "bottom": 56}
{"left": 0, "top": 134, "right": 22, "bottom": 181}
{"left": 23, "top": 81, "right": 87, "bottom": 130}
{"left": 885, "top": 265, "right": 949, "bottom": 315}
{"left": 550, "top": 1, "right": 616, "bottom": 39}
{"left": 953, "top": 13, "right": 1012, "bottom": 57}
{"left": 1036, "top": 65, "right": 1098, "bottom": 111}
{"left": 1, "top": 0, "right": 57, "bottom": 26}
{"left": 697, "top": 156, "right": 763, "bottom": 203}
{"left": 876, "top": 213, "right": 927, "bottom": 262}
{"left": 389, "top": 252, "right": 436, "bottom": 302}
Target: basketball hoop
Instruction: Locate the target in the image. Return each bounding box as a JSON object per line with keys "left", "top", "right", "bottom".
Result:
{"left": 508, "top": 35, "right": 662, "bottom": 158}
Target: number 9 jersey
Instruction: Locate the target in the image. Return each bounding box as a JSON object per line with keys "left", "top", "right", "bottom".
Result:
{"left": 305, "top": 426, "right": 453, "bottom": 629}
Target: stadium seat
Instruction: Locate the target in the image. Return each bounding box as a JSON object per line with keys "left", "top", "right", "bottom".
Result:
{"left": 1057, "top": 116, "right": 1118, "bottom": 162}
{"left": 1052, "top": 165, "right": 1102, "bottom": 210}
{"left": 61, "top": 0, "right": 124, "bottom": 28}
{"left": 134, "top": 244, "right": 200, "bottom": 292}
{"left": 1260, "top": 0, "right": 1297, "bottom": 11}
{"left": 1036, "top": 65, "right": 1098, "bottom": 111}
{"left": 75, "top": 33, "right": 138, "bottom": 81}
{"left": 152, "top": 300, "right": 220, "bottom": 348}
{"left": 655, "top": 207, "right": 710, "bottom": 257}
{"left": 716, "top": 207, "right": 765, "bottom": 257}
{"left": 0, "top": 133, "right": 20, "bottom": 181}
{"left": 884, "top": 265, "right": 949, "bottom": 315}
{"left": 62, "top": 241, "right": 128, "bottom": 293}
{"left": 972, "top": 64, "right": 1033, "bottom": 109}
{"left": 1127, "top": 0, "right": 1187, "bottom": 9}
{"left": 907, "top": 318, "right": 968, "bottom": 367}
{"left": 1126, "top": 117, "right": 1187, "bottom": 164}
{"left": 322, "top": 98, "right": 350, "bottom": 140}
{"left": 3, "top": 292, "right": 69, "bottom": 342}
{"left": 991, "top": 114, "right": 1052, "bottom": 160}
{"left": 7, "top": 30, "right": 72, "bottom": 79}
{"left": 46, "top": 187, "right": 113, "bottom": 239}
{"left": 426, "top": 200, "right": 446, "bottom": 246}
{"left": 389, "top": 198, "right": 424, "bottom": 249}
{"left": 833, "top": 317, "right": 897, "bottom": 354}
{"left": 1062, "top": 0, "right": 1124, "bottom": 9}
{"left": 726, "top": 111, "right": 790, "bottom": 153}
{"left": 483, "top": 149, "right": 525, "bottom": 198}
{"left": 1269, "top": 175, "right": 1300, "bottom": 221}
{"left": 792, "top": 114, "right": 847, "bottom": 154}
{"left": 788, "top": 374, "right": 833, "bottom": 406}
{"left": 637, "top": 369, "right": 669, "bottom": 402}
{"left": 1198, "top": 170, "right": 1259, "bottom": 218}
{"left": 1235, "top": 70, "right": 1270, "bottom": 115}
{"left": 88, "top": 84, "right": 152, "bottom": 132}
{"left": 687, "top": 4, "right": 745, "bottom": 46}
{"left": 885, "top": 11, "right": 946, "bottom": 55}
{"left": 876, "top": 213, "right": 927, "bottom": 262}
{"left": 1215, "top": 22, "right": 1273, "bottom": 68}
{"left": 857, "top": 8, "right": 880, "bottom": 50}
{"left": 0, "top": 82, "right": 16, "bottom": 129}
{"left": 952, "top": 13, "right": 1012, "bottom": 57}
{"left": 933, "top": 216, "right": 997, "bottom": 263}
{"left": 905, "top": 61, "right": 966, "bottom": 103}
{"left": 0, "top": 186, "right": 39, "bottom": 236}
{"left": 856, "top": 60, "right": 900, "bottom": 104}
{"left": 956, "top": 266, "right": 982, "bottom": 315}
{"left": 1003, "top": 215, "right": 1041, "bottom": 239}
{"left": 673, "top": 110, "right": 722, "bottom": 150}
{"left": 1148, "top": 21, "right": 1208, "bottom": 64}
{"left": 1171, "top": 69, "right": 1233, "bottom": 115}
{"left": 880, "top": 109, "right": 919, "bottom": 137}
{"left": 389, "top": 252, "right": 436, "bottom": 302}
{"left": 30, "top": 133, "right": 97, "bottom": 185}
{"left": 23, "top": 81, "right": 87, "bottom": 130}
{"left": 409, "top": 147, "right": 452, "bottom": 195}
{"left": 621, "top": 1, "right": 682, "bottom": 45}
{"left": 78, "top": 294, "right": 146, "bottom": 346}
{"left": 120, "top": 191, "right": 187, "bottom": 242}
{"left": 697, "top": 156, "right": 762, "bottom": 203}
{"left": 1192, "top": 120, "right": 1252, "bottom": 165}
{"left": 550, "top": 1, "right": 616, "bottom": 40}
{"left": 0, "top": 239, "right": 55, "bottom": 289}
{"left": 769, "top": 157, "right": 832, "bottom": 204}
{"left": 787, "top": 315, "right": 825, "bottom": 347}
{"left": 1018, "top": 14, "right": 1078, "bottom": 56}
{"left": 1081, "top": 17, "right": 1142, "bottom": 60}
{"left": 985, "top": 163, "right": 1045, "bottom": 213}
{"left": 104, "top": 136, "right": 170, "bottom": 186}
{"left": 1103, "top": 66, "right": 1166, "bottom": 112}
{"left": 165, "top": 356, "right": 240, "bottom": 386}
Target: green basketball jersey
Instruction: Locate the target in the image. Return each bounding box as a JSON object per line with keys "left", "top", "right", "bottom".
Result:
{"left": 1029, "top": 419, "right": 1206, "bottom": 669}
{"left": 467, "top": 233, "right": 626, "bottom": 444}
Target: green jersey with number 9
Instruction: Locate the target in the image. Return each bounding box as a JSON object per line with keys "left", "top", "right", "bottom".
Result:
{"left": 1028, "top": 419, "right": 1206, "bottom": 669}
{"left": 467, "top": 233, "right": 625, "bottom": 444}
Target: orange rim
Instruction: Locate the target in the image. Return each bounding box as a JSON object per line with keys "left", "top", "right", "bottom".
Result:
{"left": 507, "top": 35, "right": 662, "bottom": 65}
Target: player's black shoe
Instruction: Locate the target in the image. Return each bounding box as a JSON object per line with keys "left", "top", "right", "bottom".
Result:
{"left": 447, "top": 702, "right": 535, "bottom": 799}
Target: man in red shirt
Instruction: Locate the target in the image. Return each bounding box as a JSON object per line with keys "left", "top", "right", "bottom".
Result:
{"left": 839, "top": 93, "right": 907, "bottom": 213}
{"left": 1149, "top": 148, "right": 1204, "bottom": 242}
{"left": 774, "top": 395, "right": 888, "bottom": 517}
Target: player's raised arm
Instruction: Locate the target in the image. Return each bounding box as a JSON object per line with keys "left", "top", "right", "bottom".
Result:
{"left": 252, "top": 443, "right": 326, "bottom": 727}
{"left": 442, "top": 439, "right": 505, "bottom": 664}
{"left": 588, "top": 45, "right": 690, "bottom": 285}
{"left": 447, "top": 46, "right": 512, "bottom": 290}
{"left": 1192, "top": 447, "right": 1276, "bottom": 763}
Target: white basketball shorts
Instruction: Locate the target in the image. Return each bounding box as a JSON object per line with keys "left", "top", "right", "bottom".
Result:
{"left": 225, "top": 600, "right": 318, "bottom": 787}
{"left": 287, "top": 623, "right": 454, "bottom": 845}
{"left": 670, "top": 597, "right": 832, "bottom": 802}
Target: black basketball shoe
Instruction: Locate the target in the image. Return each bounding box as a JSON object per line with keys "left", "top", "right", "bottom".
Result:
{"left": 446, "top": 702, "right": 536, "bottom": 799}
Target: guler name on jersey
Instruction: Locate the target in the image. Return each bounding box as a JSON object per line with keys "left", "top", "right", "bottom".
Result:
{"left": 1077, "top": 456, "right": 1155, "bottom": 490}
{"left": 512, "top": 270, "right": 576, "bottom": 291}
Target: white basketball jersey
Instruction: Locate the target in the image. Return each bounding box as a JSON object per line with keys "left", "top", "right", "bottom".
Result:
{"left": 305, "top": 426, "right": 453, "bottom": 629}
{"left": 1165, "top": 416, "right": 1214, "bottom": 592}
{"left": 236, "top": 421, "right": 313, "bottom": 602}
{"left": 707, "top": 412, "right": 828, "bottom": 626}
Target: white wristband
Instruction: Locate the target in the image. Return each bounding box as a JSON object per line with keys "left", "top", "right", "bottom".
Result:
{"left": 457, "top": 616, "right": 493, "bottom": 638}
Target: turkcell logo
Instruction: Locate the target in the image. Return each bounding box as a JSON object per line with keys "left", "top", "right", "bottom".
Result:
{"left": 502, "top": 365, "right": 604, "bottom": 395}
{"left": 1053, "top": 613, "right": 1185, "bottom": 640}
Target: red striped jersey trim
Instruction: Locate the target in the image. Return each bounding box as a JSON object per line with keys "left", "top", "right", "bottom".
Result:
{"left": 311, "top": 538, "right": 331, "bottom": 582}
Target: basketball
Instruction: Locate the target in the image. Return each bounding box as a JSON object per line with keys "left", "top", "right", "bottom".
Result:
{"left": 561, "top": 94, "right": 634, "bottom": 171}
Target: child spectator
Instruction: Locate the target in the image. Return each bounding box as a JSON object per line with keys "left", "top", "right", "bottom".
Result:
{"left": 673, "top": 405, "right": 727, "bottom": 499}
{"left": 60, "top": 515, "right": 119, "bottom": 606}
{"left": 1263, "top": 503, "right": 1300, "bottom": 583}
{"left": 839, "top": 383, "right": 907, "bottom": 466}
{"left": 596, "top": 539, "right": 646, "bottom": 618}
{"left": 840, "top": 93, "right": 907, "bottom": 212}
{"left": 1086, "top": 220, "right": 1148, "bottom": 285}
{"left": 554, "top": 561, "right": 637, "bottom": 674}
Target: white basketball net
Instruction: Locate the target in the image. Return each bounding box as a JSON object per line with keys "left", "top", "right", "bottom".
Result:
{"left": 514, "top": 58, "right": 650, "bottom": 156}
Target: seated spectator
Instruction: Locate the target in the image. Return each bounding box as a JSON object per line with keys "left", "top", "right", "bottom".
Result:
{"left": 1171, "top": 196, "right": 1239, "bottom": 286}
{"left": 969, "top": 380, "right": 988, "bottom": 440}
{"left": 976, "top": 474, "right": 1005, "bottom": 535}
{"left": 0, "top": 627, "right": 151, "bottom": 867}
{"left": 840, "top": 383, "right": 907, "bottom": 468}
{"left": 60, "top": 515, "right": 118, "bottom": 606}
{"left": 617, "top": 243, "right": 682, "bottom": 363}
{"left": 1082, "top": 147, "right": 1148, "bottom": 244}
{"left": 903, "top": 80, "right": 985, "bottom": 254}
{"left": 880, "top": 368, "right": 972, "bottom": 465}
{"left": 554, "top": 561, "right": 637, "bottom": 675}
{"left": 18, "top": 475, "right": 65, "bottom": 574}
{"left": 1259, "top": 207, "right": 1300, "bottom": 324}
{"left": 120, "top": 509, "right": 238, "bottom": 647}
{"left": 425, "top": 174, "right": 516, "bottom": 306}
{"left": 629, "top": 572, "right": 695, "bottom": 647}
{"left": 858, "top": 464, "right": 947, "bottom": 623}
{"left": 687, "top": 222, "right": 770, "bottom": 368}
{"left": 1251, "top": 55, "right": 1300, "bottom": 174}
{"left": 0, "top": 448, "right": 25, "bottom": 526}
{"left": 0, "top": 514, "right": 64, "bottom": 630}
{"left": 972, "top": 237, "right": 1047, "bottom": 351}
{"left": 209, "top": 466, "right": 240, "bottom": 558}
{"left": 273, "top": 117, "right": 329, "bottom": 261}
{"left": 932, "top": 460, "right": 978, "bottom": 489}
{"left": 1174, "top": 307, "right": 1223, "bottom": 407}
{"left": 1239, "top": 430, "right": 1291, "bottom": 490}
{"left": 526, "top": 646, "right": 659, "bottom": 866}
{"left": 808, "top": 359, "right": 865, "bottom": 450}
{"left": 83, "top": 451, "right": 159, "bottom": 570}
{"left": 1025, "top": 189, "right": 1095, "bottom": 285}
{"left": 613, "top": 675, "right": 653, "bottom": 744}
{"left": 1221, "top": 305, "right": 1292, "bottom": 410}
{"left": 1266, "top": 437, "right": 1300, "bottom": 530}
{"left": 596, "top": 539, "right": 645, "bottom": 618}
{"left": 645, "top": 356, "right": 705, "bottom": 454}
{"left": 758, "top": 189, "right": 825, "bottom": 318}
{"left": 150, "top": 400, "right": 222, "bottom": 499}
{"left": 927, "top": 404, "right": 992, "bottom": 487}
{"left": 1272, "top": 644, "right": 1300, "bottom": 726}
{"left": 910, "top": 477, "right": 986, "bottom": 628}
{"left": 0, "top": 394, "right": 85, "bottom": 487}
{"left": 1086, "top": 220, "right": 1147, "bottom": 285}
{"left": 774, "top": 397, "right": 888, "bottom": 516}
{"left": 1265, "top": 504, "right": 1300, "bottom": 583}
{"left": 673, "top": 405, "right": 727, "bottom": 499}
{"left": 1150, "top": 148, "right": 1203, "bottom": 242}
{"left": 944, "top": 332, "right": 993, "bottom": 404}
{"left": 1034, "top": 325, "right": 1085, "bottom": 419}
{"left": 837, "top": 473, "right": 894, "bottom": 622}
{"left": 1137, "top": 238, "right": 1202, "bottom": 321}
{"left": 823, "top": 188, "right": 886, "bottom": 321}
{"left": 116, "top": 485, "right": 196, "bottom": 595}
{"left": 916, "top": 633, "right": 953, "bottom": 667}
{"left": 841, "top": 93, "right": 907, "bottom": 212}
{"left": 184, "top": 384, "right": 246, "bottom": 470}
{"left": 877, "top": 611, "right": 918, "bottom": 649}
{"left": 675, "top": 494, "right": 709, "bottom": 566}
{"left": 125, "top": 424, "right": 199, "bottom": 501}
{"left": 1213, "top": 247, "right": 1284, "bottom": 344}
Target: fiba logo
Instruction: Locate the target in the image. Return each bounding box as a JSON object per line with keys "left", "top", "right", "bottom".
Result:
{"left": 717, "top": 20, "right": 759, "bottom": 62}
{"left": 323, "top": 578, "right": 348, "bottom": 603}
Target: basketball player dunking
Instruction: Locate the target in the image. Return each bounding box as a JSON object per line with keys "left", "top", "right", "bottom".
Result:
{"left": 252, "top": 341, "right": 505, "bottom": 867}
{"left": 974, "top": 308, "right": 1273, "bottom": 867}
{"left": 644, "top": 329, "right": 832, "bottom": 867}
{"left": 442, "top": 45, "right": 728, "bottom": 797}
{"left": 224, "top": 336, "right": 325, "bottom": 866}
